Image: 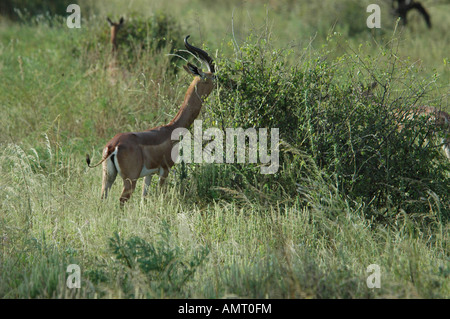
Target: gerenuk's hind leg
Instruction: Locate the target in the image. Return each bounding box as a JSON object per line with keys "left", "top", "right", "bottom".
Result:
{"left": 119, "top": 178, "right": 137, "bottom": 207}
{"left": 142, "top": 174, "right": 154, "bottom": 197}
{"left": 101, "top": 155, "right": 117, "bottom": 199}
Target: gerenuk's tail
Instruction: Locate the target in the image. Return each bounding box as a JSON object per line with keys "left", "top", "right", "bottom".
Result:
{"left": 86, "top": 147, "right": 114, "bottom": 168}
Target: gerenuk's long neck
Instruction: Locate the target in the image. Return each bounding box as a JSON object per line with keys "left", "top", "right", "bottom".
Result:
{"left": 111, "top": 28, "right": 118, "bottom": 53}
{"left": 168, "top": 77, "right": 208, "bottom": 130}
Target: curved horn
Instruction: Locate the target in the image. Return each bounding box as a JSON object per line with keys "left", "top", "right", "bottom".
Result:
{"left": 184, "top": 35, "right": 215, "bottom": 73}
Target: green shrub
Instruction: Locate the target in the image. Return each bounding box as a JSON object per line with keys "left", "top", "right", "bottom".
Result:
{"left": 79, "top": 11, "right": 185, "bottom": 71}
{"left": 0, "top": 0, "right": 76, "bottom": 20}
{"left": 203, "top": 35, "right": 450, "bottom": 223}
{"left": 108, "top": 222, "right": 209, "bottom": 297}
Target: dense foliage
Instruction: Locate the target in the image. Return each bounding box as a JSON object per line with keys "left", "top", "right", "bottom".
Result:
{"left": 206, "top": 37, "right": 450, "bottom": 223}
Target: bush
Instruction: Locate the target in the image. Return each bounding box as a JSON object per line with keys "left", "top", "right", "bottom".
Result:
{"left": 79, "top": 11, "right": 185, "bottom": 71}
{"left": 201, "top": 35, "right": 450, "bottom": 223}
{"left": 108, "top": 222, "right": 209, "bottom": 297}
{"left": 113, "top": 12, "right": 185, "bottom": 66}
{"left": 0, "top": 0, "right": 79, "bottom": 21}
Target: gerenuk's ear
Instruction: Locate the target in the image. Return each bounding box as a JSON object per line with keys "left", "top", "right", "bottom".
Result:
{"left": 183, "top": 63, "right": 201, "bottom": 76}
{"left": 106, "top": 17, "right": 114, "bottom": 26}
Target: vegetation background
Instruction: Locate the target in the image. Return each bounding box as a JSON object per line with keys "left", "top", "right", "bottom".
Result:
{"left": 0, "top": 0, "right": 449, "bottom": 298}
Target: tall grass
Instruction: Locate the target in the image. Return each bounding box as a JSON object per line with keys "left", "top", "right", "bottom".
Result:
{"left": 1, "top": 140, "right": 448, "bottom": 297}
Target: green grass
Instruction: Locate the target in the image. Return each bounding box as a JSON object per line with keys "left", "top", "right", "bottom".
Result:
{"left": 0, "top": 0, "right": 449, "bottom": 298}
{"left": 1, "top": 142, "right": 448, "bottom": 298}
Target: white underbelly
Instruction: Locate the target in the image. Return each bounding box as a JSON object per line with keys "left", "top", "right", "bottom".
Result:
{"left": 139, "top": 165, "right": 159, "bottom": 178}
